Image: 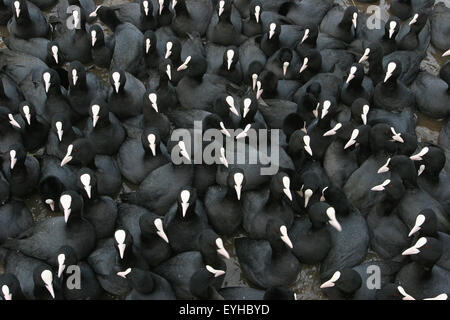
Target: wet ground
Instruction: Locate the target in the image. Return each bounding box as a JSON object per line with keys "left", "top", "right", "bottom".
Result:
{"left": 0, "top": 0, "right": 448, "bottom": 299}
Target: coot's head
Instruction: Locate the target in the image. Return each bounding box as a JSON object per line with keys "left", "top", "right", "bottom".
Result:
{"left": 89, "top": 24, "right": 105, "bottom": 48}
{"left": 143, "top": 30, "right": 157, "bottom": 54}
{"left": 39, "top": 176, "right": 65, "bottom": 212}
{"left": 320, "top": 268, "right": 362, "bottom": 298}
{"left": 377, "top": 155, "right": 418, "bottom": 187}
{"left": 240, "top": 95, "right": 258, "bottom": 124}
{"left": 383, "top": 59, "right": 402, "bottom": 84}
{"left": 340, "top": 6, "right": 358, "bottom": 30}
{"left": 222, "top": 46, "right": 239, "bottom": 71}
{"left": 269, "top": 171, "right": 293, "bottom": 202}
{"left": 0, "top": 273, "right": 23, "bottom": 300}
{"left": 265, "top": 219, "right": 293, "bottom": 249}
{"left": 32, "top": 266, "right": 56, "bottom": 299}
{"left": 266, "top": 22, "right": 281, "bottom": 41}
{"left": 60, "top": 138, "right": 95, "bottom": 167}
{"left": 77, "top": 167, "right": 97, "bottom": 200}
{"left": 308, "top": 202, "right": 342, "bottom": 231}
{"left": 410, "top": 145, "right": 445, "bottom": 179}
{"left": 139, "top": 214, "right": 169, "bottom": 243}
{"left": 11, "top": 0, "right": 29, "bottom": 23}
{"left": 226, "top": 168, "right": 246, "bottom": 200}
{"left": 183, "top": 54, "right": 207, "bottom": 79}
{"left": 407, "top": 11, "right": 428, "bottom": 33}
{"left": 114, "top": 228, "right": 133, "bottom": 260}
{"left": 278, "top": 48, "right": 293, "bottom": 77}
{"left": 247, "top": 60, "right": 264, "bottom": 89}
{"left": 164, "top": 38, "right": 182, "bottom": 61}
{"left": 55, "top": 245, "right": 78, "bottom": 278}
{"left": 371, "top": 174, "right": 406, "bottom": 202}
{"left": 345, "top": 63, "right": 364, "bottom": 86}
{"left": 68, "top": 61, "right": 87, "bottom": 89}
{"left": 7, "top": 143, "right": 26, "bottom": 171}
{"left": 139, "top": 0, "right": 153, "bottom": 17}
{"left": 46, "top": 41, "right": 64, "bottom": 66}
{"left": 298, "top": 49, "right": 322, "bottom": 74}
{"left": 407, "top": 209, "right": 437, "bottom": 238}
{"left": 197, "top": 228, "right": 230, "bottom": 260}
{"left": 298, "top": 23, "right": 319, "bottom": 46}
{"left": 59, "top": 190, "right": 84, "bottom": 224}
{"left": 395, "top": 132, "right": 418, "bottom": 156}
{"left": 141, "top": 127, "right": 162, "bottom": 156}
{"left": 90, "top": 98, "right": 110, "bottom": 128}
{"left": 176, "top": 186, "right": 197, "bottom": 218}
{"left": 351, "top": 98, "right": 370, "bottom": 125}
{"left": 18, "top": 101, "right": 36, "bottom": 126}
{"left": 51, "top": 112, "right": 72, "bottom": 142}
{"left": 369, "top": 123, "right": 397, "bottom": 154}
{"left": 110, "top": 69, "right": 126, "bottom": 94}
{"left": 358, "top": 41, "right": 383, "bottom": 64}
{"left": 287, "top": 129, "right": 312, "bottom": 158}
{"left": 402, "top": 237, "right": 442, "bottom": 270}
{"left": 217, "top": 0, "right": 232, "bottom": 20}
{"left": 249, "top": 0, "right": 262, "bottom": 23}
{"left": 384, "top": 16, "right": 400, "bottom": 40}
{"left": 42, "top": 69, "right": 61, "bottom": 94}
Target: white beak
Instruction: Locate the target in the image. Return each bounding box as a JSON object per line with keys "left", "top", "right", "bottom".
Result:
{"left": 402, "top": 237, "right": 427, "bottom": 255}
{"left": 304, "top": 189, "right": 313, "bottom": 207}
{"left": 118, "top": 244, "right": 126, "bottom": 259}
{"left": 410, "top": 147, "right": 428, "bottom": 161}
{"left": 344, "top": 129, "right": 359, "bottom": 149}
{"left": 443, "top": 49, "right": 450, "bottom": 57}
{"left": 159, "top": 0, "right": 164, "bottom": 14}
{"left": 72, "top": 70, "right": 78, "bottom": 86}
{"left": 280, "top": 225, "right": 293, "bottom": 248}
{"left": 323, "top": 123, "right": 342, "bottom": 136}
{"left": 282, "top": 62, "right": 289, "bottom": 77}
{"left": 252, "top": 74, "right": 258, "bottom": 90}
{"left": 378, "top": 158, "right": 391, "bottom": 174}
{"left": 216, "top": 238, "right": 230, "bottom": 259}
{"left": 346, "top": 67, "right": 356, "bottom": 84}
{"left": 371, "top": 179, "right": 390, "bottom": 191}
{"left": 299, "top": 57, "right": 308, "bottom": 73}
{"left": 177, "top": 56, "right": 191, "bottom": 72}
{"left": 2, "top": 285, "right": 12, "bottom": 300}
{"left": 254, "top": 6, "right": 260, "bottom": 23}
{"left": 301, "top": 29, "right": 309, "bottom": 44}
{"left": 408, "top": 214, "right": 425, "bottom": 237}
{"left": 8, "top": 114, "right": 20, "bottom": 128}
{"left": 206, "top": 265, "right": 225, "bottom": 277}
{"left": 60, "top": 144, "right": 73, "bottom": 167}
{"left": 91, "top": 31, "right": 97, "bottom": 46}
{"left": 178, "top": 141, "right": 190, "bottom": 161}
{"left": 358, "top": 48, "right": 370, "bottom": 63}
{"left": 236, "top": 124, "right": 251, "bottom": 139}
{"left": 320, "top": 271, "right": 340, "bottom": 289}
{"left": 409, "top": 13, "right": 418, "bottom": 26}
{"left": 352, "top": 12, "right": 358, "bottom": 29}
{"left": 166, "top": 64, "right": 172, "bottom": 81}
{"left": 10, "top": 150, "right": 17, "bottom": 169}
{"left": 155, "top": 219, "right": 169, "bottom": 243}
{"left": 326, "top": 207, "right": 342, "bottom": 232}
{"left": 45, "top": 199, "right": 55, "bottom": 211}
